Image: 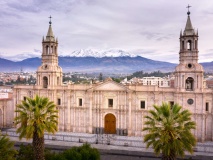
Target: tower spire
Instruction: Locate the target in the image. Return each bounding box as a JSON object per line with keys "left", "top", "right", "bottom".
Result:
{"left": 46, "top": 15, "right": 55, "bottom": 41}
{"left": 184, "top": 5, "right": 194, "bottom": 35}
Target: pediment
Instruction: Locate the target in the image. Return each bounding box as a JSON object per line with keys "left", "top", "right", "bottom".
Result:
{"left": 88, "top": 81, "right": 130, "bottom": 91}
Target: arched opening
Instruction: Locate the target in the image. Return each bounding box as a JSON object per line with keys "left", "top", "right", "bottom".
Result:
{"left": 104, "top": 113, "right": 116, "bottom": 134}
{"left": 187, "top": 40, "right": 192, "bottom": 50}
{"left": 0, "top": 109, "right": 3, "bottom": 128}
{"left": 186, "top": 77, "right": 194, "bottom": 91}
{"left": 46, "top": 46, "right": 49, "bottom": 54}
{"left": 43, "top": 76, "right": 48, "bottom": 88}
{"left": 182, "top": 41, "right": 184, "bottom": 50}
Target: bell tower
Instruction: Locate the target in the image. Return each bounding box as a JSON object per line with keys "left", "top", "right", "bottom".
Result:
{"left": 174, "top": 6, "right": 204, "bottom": 91}
{"left": 36, "top": 16, "right": 63, "bottom": 88}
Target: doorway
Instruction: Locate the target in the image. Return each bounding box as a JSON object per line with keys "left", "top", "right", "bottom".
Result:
{"left": 104, "top": 113, "right": 116, "bottom": 134}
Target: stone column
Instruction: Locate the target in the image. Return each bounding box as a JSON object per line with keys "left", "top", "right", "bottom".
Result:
{"left": 128, "top": 92, "right": 132, "bottom": 136}
{"left": 201, "top": 114, "right": 206, "bottom": 142}
{"left": 64, "top": 91, "right": 70, "bottom": 131}
{"left": 88, "top": 93, "right": 93, "bottom": 133}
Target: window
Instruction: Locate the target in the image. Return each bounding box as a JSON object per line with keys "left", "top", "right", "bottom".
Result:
{"left": 169, "top": 101, "right": 174, "bottom": 108}
{"left": 23, "top": 97, "right": 26, "bottom": 101}
{"left": 43, "top": 76, "right": 48, "bottom": 88}
{"left": 182, "top": 41, "right": 184, "bottom": 50}
{"left": 108, "top": 99, "right": 113, "bottom": 107}
{"left": 79, "top": 98, "right": 82, "bottom": 106}
{"left": 187, "top": 40, "right": 192, "bottom": 50}
{"left": 186, "top": 77, "right": 194, "bottom": 91}
{"left": 140, "top": 101, "right": 145, "bottom": 109}
{"left": 206, "top": 102, "right": 209, "bottom": 112}
{"left": 57, "top": 98, "right": 61, "bottom": 105}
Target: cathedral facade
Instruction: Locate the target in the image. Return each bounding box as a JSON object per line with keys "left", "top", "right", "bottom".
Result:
{"left": 13, "top": 12, "right": 213, "bottom": 142}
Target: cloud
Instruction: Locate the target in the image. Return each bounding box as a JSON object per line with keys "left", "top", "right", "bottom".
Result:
{"left": 0, "top": 0, "right": 212, "bottom": 64}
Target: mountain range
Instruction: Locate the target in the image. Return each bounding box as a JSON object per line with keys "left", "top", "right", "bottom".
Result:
{"left": 0, "top": 49, "right": 213, "bottom": 73}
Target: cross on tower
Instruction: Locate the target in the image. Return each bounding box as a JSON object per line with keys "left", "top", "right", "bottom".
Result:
{"left": 49, "top": 15, "right": 52, "bottom": 25}
{"left": 186, "top": 4, "right": 191, "bottom": 15}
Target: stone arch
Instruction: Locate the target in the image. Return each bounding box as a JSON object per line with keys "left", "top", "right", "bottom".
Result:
{"left": 43, "top": 76, "right": 48, "bottom": 88}
{"left": 46, "top": 45, "right": 49, "bottom": 54}
{"left": 186, "top": 77, "right": 194, "bottom": 90}
{"left": 182, "top": 40, "right": 184, "bottom": 50}
{"left": 104, "top": 113, "right": 116, "bottom": 134}
{"left": 187, "top": 40, "right": 192, "bottom": 50}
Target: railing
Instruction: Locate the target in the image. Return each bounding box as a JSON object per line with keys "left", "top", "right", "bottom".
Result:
{"left": 3, "top": 128, "right": 213, "bottom": 153}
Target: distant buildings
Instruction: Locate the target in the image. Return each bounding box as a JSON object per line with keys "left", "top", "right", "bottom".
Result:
{"left": 0, "top": 86, "right": 13, "bottom": 128}
{"left": 121, "top": 76, "right": 174, "bottom": 87}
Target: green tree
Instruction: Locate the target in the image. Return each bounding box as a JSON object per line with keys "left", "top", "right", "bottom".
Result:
{"left": 45, "top": 143, "right": 100, "bottom": 160}
{"left": 14, "top": 95, "right": 58, "bottom": 160}
{"left": 16, "top": 144, "right": 34, "bottom": 160}
{"left": 143, "top": 103, "right": 196, "bottom": 160}
{"left": 99, "top": 73, "right": 103, "bottom": 81}
{"left": 0, "top": 132, "right": 17, "bottom": 160}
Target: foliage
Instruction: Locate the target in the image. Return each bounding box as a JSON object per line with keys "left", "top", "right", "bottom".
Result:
{"left": 16, "top": 144, "right": 34, "bottom": 160}
{"left": 16, "top": 144, "right": 56, "bottom": 160}
{"left": 0, "top": 132, "right": 17, "bottom": 160}
{"left": 143, "top": 103, "right": 196, "bottom": 160}
{"left": 46, "top": 143, "right": 100, "bottom": 160}
{"left": 127, "top": 70, "right": 172, "bottom": 80}
{"left": 14, "top": 95, "right": 58, "bottom": 160}
{"left": 112, "top": 77, "right": 121, "bottom": 83}
{"left": 99, "top": 73, "right": 103, "bottom": 81}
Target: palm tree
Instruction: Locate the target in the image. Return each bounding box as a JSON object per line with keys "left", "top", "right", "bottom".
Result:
{"left": 143, "top": 103, "right": 196, "bottom": 160}
{"left": 0, "top": 131, "right": 17, "bottom": 160}
{"left": 14, "top": 95, "right": 58, "bottom": 160}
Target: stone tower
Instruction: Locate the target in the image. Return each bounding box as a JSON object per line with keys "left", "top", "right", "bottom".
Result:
{"left": 174, "top": 10, "right": 204, "bottom": 92}
{"left": 36, "top": 17, "right": 63, "bottom": 88}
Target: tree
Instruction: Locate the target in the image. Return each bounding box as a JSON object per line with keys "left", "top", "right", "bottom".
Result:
{"left": 45, "top": 143, "right": 100, "bottom": 160}
{"left": 0, "top": 132, "right": 17, "bottom": 160}
{"left": 143, "top": 103, "right": 196, "bottom": 160}
{"left": 14, "top": 95, "right": 58, "bottom": 160}
{"left": 99, "top": 73, "right": 103, "bottom": 81}
{"left": 16, "top": 144, "right": 34, "bottom": 160}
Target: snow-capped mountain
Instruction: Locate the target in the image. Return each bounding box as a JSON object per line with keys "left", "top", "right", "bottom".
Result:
{"left": 66, "top": 49, "right": 137, "bottom": 58}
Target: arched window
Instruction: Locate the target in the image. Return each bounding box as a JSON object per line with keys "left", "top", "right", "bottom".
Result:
{"left": 187, "top": 40, "right": 192, "bottom": 50}
{"left": 43, "top": 76, "right": 48, "bottom": 88}
{"left": 46, "top": 46, "right": 49, "bottom": 54}
{"left": 182, "top": 41, "right": 184, "bottom": 50}
{"left": 195, "top": 40, "right": 197, "bottom": 49}
{"left": 186, "top": 77, "right": 194, "bottom": 91}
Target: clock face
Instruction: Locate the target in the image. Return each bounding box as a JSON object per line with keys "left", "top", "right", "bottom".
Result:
{"left": 187, "top": 99, "right": 194, "bottom": 105}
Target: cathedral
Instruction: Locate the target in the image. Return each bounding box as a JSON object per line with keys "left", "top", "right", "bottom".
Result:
{"left": 13, "top": 11, "right": 213, "bottom": 142}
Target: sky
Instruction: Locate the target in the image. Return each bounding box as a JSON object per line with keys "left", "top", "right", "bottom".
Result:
{"left": 0, "top": 0, "right": 213, "bottom": 63}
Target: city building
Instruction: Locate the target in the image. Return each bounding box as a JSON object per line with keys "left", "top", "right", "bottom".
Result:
{"left": 0, "top": 86, "right": 14, "bottom": 128}
{"left": 12, "top": 11, "right": 213, "bottom": 142}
